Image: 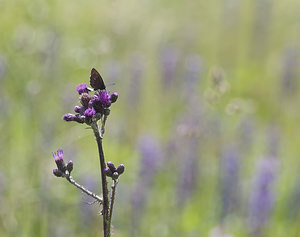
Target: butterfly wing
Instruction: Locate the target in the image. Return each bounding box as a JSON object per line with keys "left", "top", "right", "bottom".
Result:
{"left": 90, "top": 68, "right": 106, "bottom": 90}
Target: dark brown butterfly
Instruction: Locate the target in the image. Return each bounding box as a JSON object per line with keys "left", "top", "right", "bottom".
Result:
{"left": 90, "top": 68, "right": 106, "bottom": 90}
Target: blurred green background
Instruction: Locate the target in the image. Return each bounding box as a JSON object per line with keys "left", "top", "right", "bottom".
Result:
{"left": 1, "top": 0, "right": 300, "bottom": 236}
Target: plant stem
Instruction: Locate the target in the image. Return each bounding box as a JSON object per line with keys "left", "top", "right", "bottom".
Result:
{"left": 108, "top": 180, "right": 118, "bottom": 228}
{"left": 66, "top": 175, "right": 103, "bottom": 203}
{"left": 92, "top": 122, "right": 110, "bottom": 237}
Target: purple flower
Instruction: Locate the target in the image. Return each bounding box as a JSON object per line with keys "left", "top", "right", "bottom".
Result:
{"left": 76, "top": 84, "right": 89, "bottom": 95}
{"left": 248, "top": 158, "right": 279, "bottom": 236}
{"left": 52, "top": 149, "right": 66, "bottom": 172}
{"left": 62, "top": 69, "right": 118, "bottom": 125}
{"left": 97, "top": 91, "right": 111, "bottom": 108}
{"left": 89, "top": 91, "right": 112, "bottom": 113}
{"left": 84, "top": 107, "right": 96, "bottom": 117}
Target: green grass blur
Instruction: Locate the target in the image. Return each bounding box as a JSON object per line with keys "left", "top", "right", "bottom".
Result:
{"left": 0, "top": 0, "right": 300, "bottom": 236}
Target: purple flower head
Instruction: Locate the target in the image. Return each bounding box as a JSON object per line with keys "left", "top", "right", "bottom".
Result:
{"left": 96, "top": 91, "right": 111, "bottom": 108}
{"left": 52, "top": 149, "right": 66, "bottom": 172}
{"left": 84, "top": 107, "right": 96, "bottom": 117}
{"left": 76, "top": 83, "right": 89, "bottom": 95}
{"left": 63, "top": 69, "right": 118, "bottom": 125}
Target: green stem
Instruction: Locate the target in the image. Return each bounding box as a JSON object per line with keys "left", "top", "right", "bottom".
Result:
{"left": 108, "top": 180, "right": 118, "bottom": 229}
{"left": 92, "top": 122, "right": 110, "bottom": 237}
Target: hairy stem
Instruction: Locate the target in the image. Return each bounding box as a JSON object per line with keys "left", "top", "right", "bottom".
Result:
{"left": 66, "top": 175, "right": 103, "bottom": 203}
{"left": 108, "top": 180, "right": 118, "bottom": 229}
{"left": 92, "top": 122, "right": 110, "bottom": 237}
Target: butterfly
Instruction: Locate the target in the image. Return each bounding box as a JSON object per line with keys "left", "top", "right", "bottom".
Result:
{"left": 90, "top": 68, "right": 106, "bottom": 90}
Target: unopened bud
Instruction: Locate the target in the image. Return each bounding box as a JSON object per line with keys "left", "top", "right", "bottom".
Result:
{"left": 110, "top": 92, "right": 118, "bottom": 103}
{"left": 107, "top": 161, "right": 116, "bottom": 172}
{"left": 105, "top": 168, "right": 113, "bottom": 177}
{"left": 117, "top": 164, "right": 125, "bottom": 175}
{"left": 104, "top": 108, "right": 110, "bottom": 116}
{"left": 53, "top": 169, "right": 64, "bottom": 177}
{"left": 80, "top": 93, "right": 91, "bottom": 107}
{"left": 74, "top": 106, "right": 82, "bottom": 113}
{"left": 112, "top": 172, "right": 119, "bottom": 180}
{"left": 67, "top": 160, "right": 73, "bottom": 173}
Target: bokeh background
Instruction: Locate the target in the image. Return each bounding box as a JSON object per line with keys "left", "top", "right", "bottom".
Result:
{"left": 1, "top": 0, "right": 300, "bottom": 236}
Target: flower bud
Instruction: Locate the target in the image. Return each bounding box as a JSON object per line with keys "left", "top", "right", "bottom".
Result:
{"left": 74, "top": 105, "right": 82, "bottom": 113}
{"left": 103, "top": 108, "right": 110, "bottom": 116}
{"left": 80, "top": 93, "right": 91, "bottom": 107}
{"left": 105, "top": 168, "right": 113, "bottom": 177}
{"left": 117, "top": 164, "right": 125, "bottom": 175}
{"left": 112, "top": 172, "right": 119, "bottom": 180}
{"left": 62, "top": 113, "right": 84, "bottom": 123}
{"left": 67, "top": 160, "right": 73, "bottom": 173}
{"left": 53, "top": 169, "right": 64, "bottom": 177}
{"left": 110, "top": 92, "right": 118, "bottom": 103}
{"left": 53, "top": 149, "right": 66, "bottom": 172}
{"left": 107, "top": 161, "right": 116, "bottom": 172}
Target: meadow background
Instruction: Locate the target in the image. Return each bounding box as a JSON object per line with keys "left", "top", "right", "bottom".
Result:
{"left": 0, "top": 0, "right": 300, "bottom": 236}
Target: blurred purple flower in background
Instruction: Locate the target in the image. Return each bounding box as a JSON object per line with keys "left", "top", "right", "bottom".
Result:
{"left": 127, "top": 53, "right": 144, "bottom": 109}
{"left": 219, "top": 145, "right": 240, "bottom": 220}
{"left": 175, "top": 107, "right": 201, "bottom": 205}
{"left": 281, "top": 49, "right": 298, "bottom": 96}
{"left": 131, "top": 135, "right": 163, "bottom": 235}
{"left": 184, "top": 54, "right": 204, "bottom": 100}
{"left": 159, "top": 45, "right": 179, "bottom": 89}
{"left": 248, "top": 157, "right": 279, "bottom": 236}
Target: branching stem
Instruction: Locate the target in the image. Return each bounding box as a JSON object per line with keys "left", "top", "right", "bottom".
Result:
{"left": 66, "top": 175, "right": 103, "bottom": 204}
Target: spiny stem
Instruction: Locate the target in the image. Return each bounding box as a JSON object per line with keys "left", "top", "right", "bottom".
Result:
{"left": 92, "top": 122, "right": 110, "bottom": 237}
{"left": 66, "top": 175, "right": 103, "bottom": 204}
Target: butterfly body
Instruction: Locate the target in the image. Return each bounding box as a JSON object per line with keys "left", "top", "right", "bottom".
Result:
{"left": 90, "top": 68, "right": 106, "bottom": 90}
